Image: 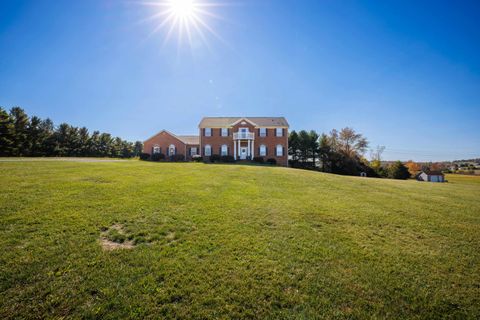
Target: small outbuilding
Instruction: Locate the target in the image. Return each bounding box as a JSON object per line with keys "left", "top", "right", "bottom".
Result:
{"left": 416, "top": 171, "right": 445, "bottom": 183}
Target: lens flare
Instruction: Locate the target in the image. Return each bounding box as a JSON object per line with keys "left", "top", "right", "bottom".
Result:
{"left": 139, "top": 0, "right": 226, "bottom": 49}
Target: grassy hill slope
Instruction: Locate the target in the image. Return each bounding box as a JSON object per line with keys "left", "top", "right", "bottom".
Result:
{"left": 1, "top": 161, "right": 479, "bottom": 319}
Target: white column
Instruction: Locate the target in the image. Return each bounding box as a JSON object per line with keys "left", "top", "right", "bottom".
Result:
{"left": 234, "top": 139, "right": 237, "bottom": 160}
{"left": 247, "top": 139, "right": 251, "bottom": 158}
{"left": 252, "top": 139, "right": 255, "bottom": 158}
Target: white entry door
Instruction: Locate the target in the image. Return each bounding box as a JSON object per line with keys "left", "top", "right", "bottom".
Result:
{"left": 239, "top": 147, "right": 248, "bottom": 159}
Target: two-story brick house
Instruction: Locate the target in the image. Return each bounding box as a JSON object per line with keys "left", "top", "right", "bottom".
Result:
{"left": 198, "top": 117, "right": 289, "bottom": 166}
{"left": 143, "top": 117, "right": 289, "bottom": 166}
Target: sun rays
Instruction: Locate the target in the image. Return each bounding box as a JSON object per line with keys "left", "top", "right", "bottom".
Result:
{"left": 138, "top": 0, "right": 227, "bottom": 50}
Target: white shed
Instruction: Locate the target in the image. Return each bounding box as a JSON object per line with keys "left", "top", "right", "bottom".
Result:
{"left": 417, "top": 171, "right": 445, "bottom": 183}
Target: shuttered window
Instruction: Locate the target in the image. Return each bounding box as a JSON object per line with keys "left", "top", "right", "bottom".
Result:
{"left": 259, "top": 144, "right": 267, "bottom": 156}
{"left": 221, "top": 144, "right": 228, "bottom": 156}
{"left": 276, "top": 144, "right": 283, "bottom": 156}
{"left": 204, "top": 145, "right": 212, "bottom": 156}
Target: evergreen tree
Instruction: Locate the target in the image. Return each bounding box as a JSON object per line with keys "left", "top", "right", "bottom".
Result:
{"left": 78, "top": 127, "right": 90, "bottom": 156}
{"left": 308, "top": 130, "right": 319, "bottom": 166}
{"left": 26, "top": 116, "right": 44, "bottom": 156}
{"left": 288, "top": 130, "right": 299, "bottom": 161}
{"left": 318, "top": 134, "right": 331, "bottom": 172}
{"left": 0, "top": 107, "right": 15, "bottom": 156}
{"left": 134, "top": 141, "right": 143, "bottom": 157}
{"left": 40, "top": 118, "right": 56, "bottom": 156}
{"left": 9, "top": 107, "right": 29, "bottom": 156}
{"left": 388, "top": 161, "right": 411, "bottom": 179}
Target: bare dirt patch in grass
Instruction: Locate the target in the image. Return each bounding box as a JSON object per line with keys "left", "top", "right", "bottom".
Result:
{"left": 99, "top": 224, "right": 135, "bottom": 251}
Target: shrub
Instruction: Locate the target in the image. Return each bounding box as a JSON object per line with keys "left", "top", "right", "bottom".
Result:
{"left": 169, "top": 154, "right": 185, "bottom": 162}
{"left": 266, "top": 158, "right": 277, "bottom": 165}
{"left": 253, "top": 156, "right": 264, "bottom": 163}
{"left": 151, "top": 153, "right": 165, "bottom": 161}
{"left": 221, "top": 155, "right": 235, "bottom": 163}
{"left": 192, "top": 155, "right": 203, "bottom": 162}
{"left": 139, "top": 153, "right": 150, "bottom": 161}
{"left": 210, "top": 154, "right": 221, "bottom": 163}
{"left": 388, "top": 161, "right": 410, "bottom": 179}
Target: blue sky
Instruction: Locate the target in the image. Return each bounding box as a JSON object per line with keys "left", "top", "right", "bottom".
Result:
{"left": 0, "top": 0, "right": 479, "bottom": 161}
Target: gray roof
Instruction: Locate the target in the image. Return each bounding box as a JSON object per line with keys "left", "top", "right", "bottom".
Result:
{"left": 144, "top": 130, "right": 199, "bottom": 145}
{"left": 177, "top": 135, "right": 199, "bottom": 145}
{"left": 199, "top": 117, "right": 289, "bottom": 128}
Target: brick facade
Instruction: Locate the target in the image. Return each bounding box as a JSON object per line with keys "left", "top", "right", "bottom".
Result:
{"left": 144, "top": 117, "right": 289, "bottom": 166}
{"left": 143, "top": 130, "right": 199, "bottom": 161}
{"left": 199, "top": 118, "right": 289, "bottom": 166}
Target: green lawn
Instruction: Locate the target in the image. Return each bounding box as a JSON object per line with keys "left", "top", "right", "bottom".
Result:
{"left": 1, "top": 160, "right": 479, "bottom": 319}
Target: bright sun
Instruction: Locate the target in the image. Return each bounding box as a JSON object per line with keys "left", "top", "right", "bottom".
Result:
{"left": 169, "top": 0, "right": 196, "bottom": 19}
{"left": 140, "top": 0, "right": 224, "bottom": 48}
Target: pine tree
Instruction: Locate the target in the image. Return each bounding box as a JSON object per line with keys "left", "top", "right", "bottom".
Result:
{"left": 26, "top": 116, "right": 43, "bottom": 156}
{"left": 9, "top": 107, "right": 29, "bottom": 156}
{"left": 0, "top": 107, "right": 15, "bottom": 156}
{"left": 388, "top": 161, "right": 411, "bottom": 179}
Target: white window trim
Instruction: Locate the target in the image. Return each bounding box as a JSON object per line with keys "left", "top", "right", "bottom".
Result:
{"left": 276, "top": 144, "right": 283, "bottom": 156}
{"left": 204, "top": 144, "right": 212, "bottom": 156}
{"left": 276, "top": 128, "right": 283, "bottom": 137}
{"left": 205, "top": 128, "right": 212, "bottom": 137}
{"left": 259, "top": 128, "right": 267, "bottom": 137}
{"left": 259, "top": 144, "right": 267, "bottom": 156}
{"left": 169, "top": 144, "right": 176, "bottom": 155}
{"left": 221, "top": 128, "right": 229, "bottom": 137}
{"left": 190, "top": 147, "right": 197, "bottom": 156}
{"left": 221, "top": 144, "right": 228, "bottom": 156}
{"left": 153, "top": 145, "right": 160, "bottom": 154}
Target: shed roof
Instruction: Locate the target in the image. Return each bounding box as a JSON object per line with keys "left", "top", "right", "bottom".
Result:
{"left": 424, "top": 171, "right": 444, "bottom": 176}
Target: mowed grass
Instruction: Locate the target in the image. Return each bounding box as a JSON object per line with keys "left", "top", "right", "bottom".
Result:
{"left": 0, "top": 161, "right": 479, "bottom": 319}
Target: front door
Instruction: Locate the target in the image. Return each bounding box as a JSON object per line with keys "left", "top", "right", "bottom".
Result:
{"left": 239, "top": 147, "right": 248, "bottom": 160}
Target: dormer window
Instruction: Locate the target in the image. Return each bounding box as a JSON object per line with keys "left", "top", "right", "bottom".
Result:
{"left": 205, "top": 128, "right": 212, "bottom": 136}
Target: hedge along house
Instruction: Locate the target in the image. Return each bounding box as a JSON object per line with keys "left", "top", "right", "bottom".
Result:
{"left": 143, "top": 130, "right": 200, "bottom": 161}
{"left": 199, "top": 117, "right": 289, "bottom": 166}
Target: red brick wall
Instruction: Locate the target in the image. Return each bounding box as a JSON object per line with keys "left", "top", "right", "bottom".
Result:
{"left": 199, "top": 127, "right": 235, "bottom": 156}
{"left": 199, "top": 122, "right": 288, "bottom": 166}
{"left": 254, "top": 127, "right": 288, "bottom": 166}
{"left": 143, "top": 131, "right": 199, "bottom": 160}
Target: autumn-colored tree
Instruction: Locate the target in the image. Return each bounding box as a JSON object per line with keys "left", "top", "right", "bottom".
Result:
{"left": 430, "top": 162, "right": 446, "bottom": 171}
{"left": 405, "top": 160, "right": 421, "bottom": 176}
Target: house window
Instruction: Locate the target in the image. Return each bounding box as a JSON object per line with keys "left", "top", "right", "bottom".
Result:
{"left": 205, "top": 128, "right": 212, "bottom": 136}
{"left": 168, "top": 144, "right": 176, "bottom": 156}
{"left": 204, "top": 144, "right": 211, "bottom": 156}
{"left": 153, "top": 145, "right": 160, "bottom": 154}
{"left": 275, "top": 128, "right": 283, "bottom": 137}
{"left": 221, "top": 144, "right": 228, "bottom": 156}
{"left": 221, "top": 128, "right": 229, "bottom": 137}
{"left": 259, "top": 128, "right": 267, "bottom": 137}
{"left": 190, "top": 147, "right": 197, "bottom": 156}
{"left": 259, "top": 144, "right": 267, "bottom": 156}
{"left": 276, "top": 144, "right": 283, "bottom": 156}
{"left": 240, "top": 127, "right": 248, "bottom": 133}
